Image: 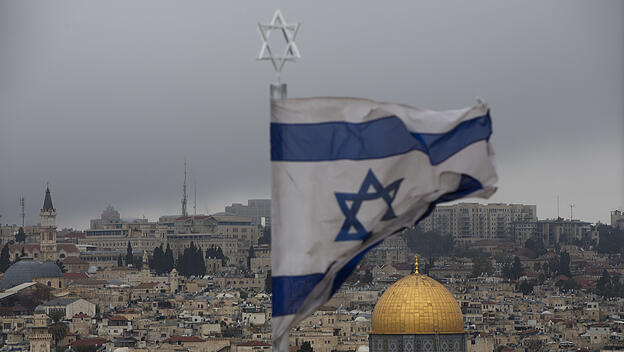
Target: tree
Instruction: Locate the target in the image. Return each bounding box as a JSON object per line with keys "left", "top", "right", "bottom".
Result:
{"left": 216, "top": 247, "right": 227, "bottom": 265}
{"left": 48, "top": 322, "right": 68, "bottom": 344}
{"left": 558, "top": 252, "right": 571, "bottom": 277}
{"left": 125, "top": 242, "right": 133, "bottom": 267}
{"left": 265, "top": 270, "right": 272, "bottom": 293}
{"left": 298, "top": 341, "right": 314, "bottom": 352}
{"left": 423, "top": 257, "right": 435, "bottom": 275}
{"left": 546, "top": 257, "right": 559, "bottom": 278}
{"left": 524, "top": 339, "right": 545, "bottom": 352}
{"left": 524, "top": 237, "right": 547, "bottom": 257}
{"left": 596, "top": 225, "right": 624, "bottom": 254}
{"left": 402, "top": 227, "right": 454, "bottom": 257}
{"left": 0, "top": 244, "right": 11, "bottom": 273}
{"left": 74, "top": 346, "right": 99, "bottom": 352}
{"left": 258, "top": 227, "right": 271, "bottom": 245}
{"left": 558, "top": 277, "right": 580, "bottom": 292}
{"left": 164, "top": 244, "right": 175, "bottom": 273}
{"left": 596, "top": 269, "right": 612, "bottom": 297}
{"left": 501, "top": 257, "right": 513, "bottom": 279}
{"left": 175, "top": 253, "right": 183, "bottom": 273}
{"left": 177, "top": 242, "right": 206, "bottom": 277}
{"left": 247, "top": 246, "right": 256, "bottom": 270}
{"left": 150, "top": 245, "right": 165, "bottom": 274}
{"left": 471, "top": 256, "right": 493, "bottom": 277}
{"left": 15, "top": 227, "right": 26, "bottom": 243}
{"left": 197, "top": 247, "right": 205, "bottom": 277}
{"left": 48, "top": 310, "right": 65, "bottom": 323}
{"left": 510, "top": 256, "right": 524, "bottom": 280}
{"left": 134, "top": 256, "right": 143, "bottom": 270}
{"left": 117, "top": 254, "right": 123, "bottom": 267}
{"left": 518, "top": 280, "right": 535, "bottom": 295}
{"left": 151, "top": 244, "right": 174, "bottom": 275}
{"left": 595, "top": 270, "right": 624, "bottom": 298}
{"left": 361, "top": 269, "right": 373, "bottom": 284}
{"left": 206, "top": 245, "right": 228, "bottom": 266}
{"left": 55, "top": 260, "right": 67, "bottom": 273}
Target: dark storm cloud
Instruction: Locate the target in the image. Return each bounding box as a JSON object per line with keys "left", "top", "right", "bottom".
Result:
{"left": 1, "top": 1, "right": 622, "bottom": 229}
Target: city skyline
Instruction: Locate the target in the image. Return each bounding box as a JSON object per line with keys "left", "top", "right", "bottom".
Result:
{"left": 0, "top": 184, "right": 610, "bottom": 232}
{"left": 1, "top": 1, "right": 622, "bottom": 229}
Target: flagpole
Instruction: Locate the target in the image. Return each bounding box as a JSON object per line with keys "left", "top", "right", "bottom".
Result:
{"left": 257, "top": 10, "right": 300, "bottom": 352}
{"left": 271, "top": 83, "right": 287, "bottom": 100}
{"left": 270, "top": 82, "right": 288, "bottom": 352}
{"left": 273, "top": 331, "right": 289, "bottom": 352}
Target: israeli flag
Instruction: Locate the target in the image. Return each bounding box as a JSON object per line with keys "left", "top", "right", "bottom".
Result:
{"left": 270, "top": 97, "right": 497, "bottom": 339}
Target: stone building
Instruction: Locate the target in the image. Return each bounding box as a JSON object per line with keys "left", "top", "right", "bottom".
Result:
{"left": 0, "top": 259, "right": 63, "bottom": 289}
{"left": 29, "top": 314, "right": 52, "bottom": 352}
{"left": 34, "top": 298, "right": 96, "bottom": 319}
{"left": 8, "top": 187, "right": 80, "bottom": 261}
{"left": 421, "top": 203, "right": 537, "bottom": 244}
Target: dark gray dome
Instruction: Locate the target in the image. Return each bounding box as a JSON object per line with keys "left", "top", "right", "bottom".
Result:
{"left": 0, "top": 260, "right": 62, "bottom": 289}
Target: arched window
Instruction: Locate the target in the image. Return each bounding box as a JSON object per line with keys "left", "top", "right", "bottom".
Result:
{"left": 47, "top": 281, "right": 51, "bottom": 287}
{"left": 59, "top": 281, "right": 62, "bottom": 288}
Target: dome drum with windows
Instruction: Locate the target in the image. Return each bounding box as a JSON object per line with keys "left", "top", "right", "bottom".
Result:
{"left": 369, "top": 257, "right": 466, "bottom": 352}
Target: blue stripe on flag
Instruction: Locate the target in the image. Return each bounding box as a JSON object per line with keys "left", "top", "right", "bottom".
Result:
{"left": 330, "top": 242, "right": 381, "bottom": 295}
{"left": 416, "top": 173, "right": 484, "bottom": 222}
{"left": 271, "top": 174, "right": 483, "bottom": 318}
{"left": 272, "top": 273, "right": 324, "bottom": 317}
{"left": 271, "top": 112, "right": 491, "bottom": 164}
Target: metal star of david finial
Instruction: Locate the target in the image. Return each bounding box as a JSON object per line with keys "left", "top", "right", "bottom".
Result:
{"left": 257, "top": 10, "right": 301, "bottom": 80}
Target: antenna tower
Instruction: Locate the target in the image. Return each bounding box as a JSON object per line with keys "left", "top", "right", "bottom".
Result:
{"left": 569, "top": 204, "right": 575, "bottom": 220}
{"left": 182, "top": 158, "right": 188, "bottom": 217}
{"left": 193, "top": 180, "right": 197, "bottom": 216}
{"left": 20, "top": 197, "right": 25, "bottom": 227}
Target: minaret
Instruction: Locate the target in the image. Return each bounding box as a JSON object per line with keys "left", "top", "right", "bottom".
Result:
{"left": 39, "top": 185, "right": 57, "bottom": 262}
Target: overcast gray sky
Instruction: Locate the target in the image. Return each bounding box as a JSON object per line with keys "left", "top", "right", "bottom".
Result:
{"left": 1, "top": 1, "right": 622, "bottom": 230}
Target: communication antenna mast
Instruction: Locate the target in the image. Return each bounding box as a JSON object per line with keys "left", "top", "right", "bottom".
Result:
{"left": 193, "top": 180, "right": 197, "bottom": 216}
{"left": 20, "top": 197, "right": 26, "bottom": 227}
{"left": 181, "top": 158, "right": 188, "bottom": 217}
{"left": 569, "top": 204, "right": 575, "bottom": 220}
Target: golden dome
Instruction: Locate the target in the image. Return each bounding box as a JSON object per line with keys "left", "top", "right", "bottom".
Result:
{"left": 371, "top": 261, "right": 464, "bottom": 335}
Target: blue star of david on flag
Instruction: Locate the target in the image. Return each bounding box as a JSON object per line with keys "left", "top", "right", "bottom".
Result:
{"left": 334, "top": 169, "right": 404, "bottom": 241}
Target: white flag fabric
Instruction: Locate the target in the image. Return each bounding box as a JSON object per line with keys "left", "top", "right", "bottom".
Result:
{"left": 270, "top": 97, "right": 497, "bottom": 340}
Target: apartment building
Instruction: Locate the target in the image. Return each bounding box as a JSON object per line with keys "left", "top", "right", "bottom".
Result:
{"left": 420, "top": 203, "right": 537, "bottom": 244}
